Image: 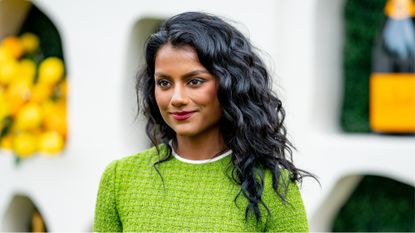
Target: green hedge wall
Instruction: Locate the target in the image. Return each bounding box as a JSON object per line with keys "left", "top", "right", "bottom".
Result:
{"left": 332, "top": 175, "right": 415, "bottom": 232}
{"left": 18, "top": 4, "right": 64, "bottom": 60}
{"left": 340, "top": 0, "right": 386, "bottom": 132}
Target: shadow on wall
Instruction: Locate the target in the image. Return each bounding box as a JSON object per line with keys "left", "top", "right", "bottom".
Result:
{"left": 121, "top": 17, "right": 163, "bottom": 153}
{"left": 2, "top": 194, "right": 48, "bottom": 232}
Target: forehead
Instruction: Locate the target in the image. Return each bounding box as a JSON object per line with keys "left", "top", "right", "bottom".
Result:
{"left": 155, "top": 43, "right": 206, "bottom": 73}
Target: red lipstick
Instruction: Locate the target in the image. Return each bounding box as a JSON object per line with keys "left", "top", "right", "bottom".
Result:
{"left": 171, "top": 111, "right": 194, "bottom": 121}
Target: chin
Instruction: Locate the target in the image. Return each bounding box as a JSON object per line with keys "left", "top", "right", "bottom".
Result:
{"left": 174, "top": 130, "right": 197, "bottom": 137}
{"left": 171, "top": 125, "right": 201, "bottom": 137}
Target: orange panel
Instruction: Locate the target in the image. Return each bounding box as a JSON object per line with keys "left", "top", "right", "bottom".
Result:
{"left": 370, "top": 73, "right": 415, "bottom": 133}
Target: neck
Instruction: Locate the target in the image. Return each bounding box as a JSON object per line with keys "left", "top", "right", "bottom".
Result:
{"left": 174, "top": 129, "right": 226, "bottom": 160}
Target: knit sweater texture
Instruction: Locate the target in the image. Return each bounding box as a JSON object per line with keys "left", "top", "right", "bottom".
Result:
{"left": 94, "top": 145, "right": 309, "bottom": 232}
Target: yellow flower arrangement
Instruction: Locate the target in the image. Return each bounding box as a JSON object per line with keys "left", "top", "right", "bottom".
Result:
{"left": 0, "top": 33, "right": 68, "bottom": 160}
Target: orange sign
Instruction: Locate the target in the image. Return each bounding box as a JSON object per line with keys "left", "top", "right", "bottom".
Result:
{"left": 370, "top": 73, "right": 415, "bottom": 132}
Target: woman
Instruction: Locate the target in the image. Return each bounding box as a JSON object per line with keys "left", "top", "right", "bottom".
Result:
{"left": 94, "top": 11, "right": 313, "bottom": 232}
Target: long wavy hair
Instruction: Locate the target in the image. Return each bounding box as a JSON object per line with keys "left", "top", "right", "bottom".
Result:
{"left": 136, "top": 11, "right": 314, "bottom": 222}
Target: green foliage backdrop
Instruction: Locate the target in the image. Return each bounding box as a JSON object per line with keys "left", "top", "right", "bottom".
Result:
{"left": 332, "top": 175, "right": 415, "bottom": 232}
{"left": 341, "top": 0, "right": 386, "bottom": 132}
{"left": 18, "top": 5, "right": 64, "bottom": 60}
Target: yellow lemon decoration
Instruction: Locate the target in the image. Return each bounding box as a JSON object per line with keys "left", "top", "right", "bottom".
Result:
{"left": 0, "top": 34, "right": 68, "bottom": 160}
{"left": 43, "top": 100, "right": 68, "bottom": 137}
{"left": 12, "top": 132, "right": 38, "bottom": 158}
{"left": 20, "top": 33, "right": 40, "bottom": 54}
{"left": 0, "top": 59, "right": 19, "bottom": 85}
{"left": 38, "top": 131, "right": 64, "bottom": 155}
{"left": 39, "top": 57, "right": 64, "bottom": 85}
{"left": 0, "top": 133, "right": 13, "bottom": 150}
{"left": 18, "top": 59, "right": 37, "bottom": 83}
{"left": 1, "top": 36, "right": 24, "bottom": 59}
{"left": 6, "top": 81, "right": 31, "bottom": 115}
{"left": 0, "top": 46, "right": 13, "bottom": 63}
{"left": 58, "top": 79, "right": 68, "bottom": 98}
{"left": 31, "top": 83, "right": 52, "bottom": 103}
{"left": 15, "top": 103, "right": 43, "bottom": 131}
{"left": 0, "top": 89, "right": 10, "bottom": 139}
{"left": 0, "top": 89, "right": 10, "bottom": 119}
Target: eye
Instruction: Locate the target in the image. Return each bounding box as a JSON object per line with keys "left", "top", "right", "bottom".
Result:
{"left": 187, "top": 78, "right": 205, "bottom": 87}
{"left": 156, "top": 79, "right": 171, "bottom": 89}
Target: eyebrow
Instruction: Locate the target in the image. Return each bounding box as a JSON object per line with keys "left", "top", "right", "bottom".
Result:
{"left": 154, "top": 70, "right": 210, "bottom": 79}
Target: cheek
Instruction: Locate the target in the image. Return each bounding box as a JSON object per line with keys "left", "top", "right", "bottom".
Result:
{"left": 197, "top": 81, "right": 218, "bottom": 101}
{"left": 154, "top": 89, "right": 170, "bottom": 110}
{"left": 206, "top": 84, "right": 220, "bottom": 108}
{"left": 196, "top": 86, "right": 221, "bottom": 113}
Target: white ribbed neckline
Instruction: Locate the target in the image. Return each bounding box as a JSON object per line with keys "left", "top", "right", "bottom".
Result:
{"left": 169, "top": 140, "right": 232, "bottom": 164}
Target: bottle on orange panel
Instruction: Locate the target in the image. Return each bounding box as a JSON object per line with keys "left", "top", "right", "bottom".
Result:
{"left": 370, "top": 0, "right": 415, "bottom": 133}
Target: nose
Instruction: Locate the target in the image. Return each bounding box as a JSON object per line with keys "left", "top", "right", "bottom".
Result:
{"left": 170, "top": 86, "right": 189, "bottom": 107}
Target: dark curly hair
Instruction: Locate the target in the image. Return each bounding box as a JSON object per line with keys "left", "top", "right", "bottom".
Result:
{"left": 136, "top": 11, "right": 314, "bottom": 222}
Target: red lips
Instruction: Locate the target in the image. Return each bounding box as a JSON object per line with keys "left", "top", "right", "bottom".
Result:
{"left": 171, "top": 111, "right": 195, "bottom": 121}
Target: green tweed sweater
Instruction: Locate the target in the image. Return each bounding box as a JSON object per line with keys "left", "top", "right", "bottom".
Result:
{"left": 94, "top": 145, "right": 309, "bottom": 232}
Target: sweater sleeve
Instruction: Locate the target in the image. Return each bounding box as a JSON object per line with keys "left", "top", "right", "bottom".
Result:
{"left": 93, "top": 160, "right": 122, "bottom": 232}
{"left": 265, "top": 173, "right": 309, "bottom": 232}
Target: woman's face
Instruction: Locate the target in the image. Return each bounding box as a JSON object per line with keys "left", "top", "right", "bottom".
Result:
{"left": 154, "top": 44, "right": 221, "bottom": 139}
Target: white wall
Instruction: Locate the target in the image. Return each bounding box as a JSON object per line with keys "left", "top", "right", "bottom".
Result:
{"left": 0, "top": 0, "right": 414, "bottom": 231}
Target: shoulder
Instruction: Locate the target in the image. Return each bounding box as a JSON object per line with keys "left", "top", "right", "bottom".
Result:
{"left": 263, "top": 168, "right": 299, "bottom": 192}
{"left": 101, "top": 144, "right": 169, "bottom": 178}
{"left": 118, "top": 144, "right": 167, "bottom": 165}
{"left": 263, "top": 169, "right": 305, "bottom": 206}
{"left": 262, "top": 169, "right": 309, "bottom": 231}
